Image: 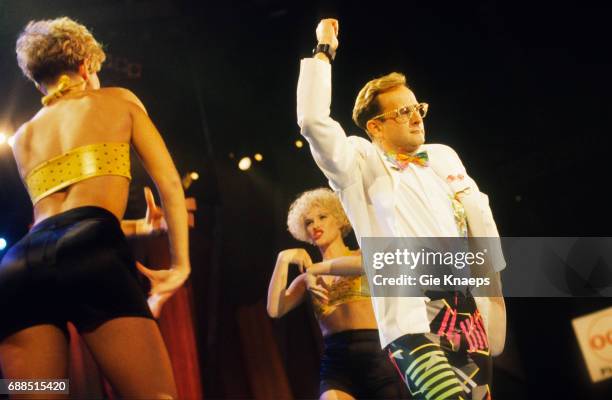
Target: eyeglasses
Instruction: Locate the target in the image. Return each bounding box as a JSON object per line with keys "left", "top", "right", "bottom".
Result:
{"left": 371, "top": 103, "right": 429, "bottom": 124}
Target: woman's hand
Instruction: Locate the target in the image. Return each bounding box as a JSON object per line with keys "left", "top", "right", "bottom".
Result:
{"left": 120, "top": 187, "right": 168, "bottom": 237}
{"left": 304, "top": 272, "right": 330, "bottom": 304}
{"left": 278, "top": 248, "right": 313, "bottom": 272}
{"left": 137, "top": 186, "right": 167, "bottom": 235}
{"left": 136, "top": 262, "right": 190, "bottom": 318}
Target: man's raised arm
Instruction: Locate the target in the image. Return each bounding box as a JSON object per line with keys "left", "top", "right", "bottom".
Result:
{"left": 297, "top": 19, "right": 359, "bottom": 190}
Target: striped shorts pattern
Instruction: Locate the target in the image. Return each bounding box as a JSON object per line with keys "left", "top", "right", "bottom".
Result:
{"left": 387, "top": 292, "right": 493, "bottom": 400}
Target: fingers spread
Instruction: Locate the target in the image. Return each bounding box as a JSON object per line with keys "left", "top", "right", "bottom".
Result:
{"left": 150, "top": 274, "right": 185, "bottom": 296}
{"left": 148, "top": 292, "right": 173, "bottom": 318}
{"left": 135, "top": 261, "right": 155, "bottom": 277}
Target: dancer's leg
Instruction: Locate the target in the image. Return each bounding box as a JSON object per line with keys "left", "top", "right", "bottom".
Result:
{"left": 81, "top": 317, "right": 177, "bottom": 399}
{"left": 0, "top": 325, "right": 69, "bottom": 400}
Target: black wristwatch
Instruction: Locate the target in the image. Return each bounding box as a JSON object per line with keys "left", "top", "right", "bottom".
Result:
{"left": 312, "top": 43, "right": 336, "bottom": 62}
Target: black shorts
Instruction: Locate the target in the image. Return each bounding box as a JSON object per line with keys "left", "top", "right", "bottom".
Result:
{"left": 0, "top": 206, "right": 154, "bottom": 341}
{"left": 320, "top": 329, "right": 410, "bottom": 399}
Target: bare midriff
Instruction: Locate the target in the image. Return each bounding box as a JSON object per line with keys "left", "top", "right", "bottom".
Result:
{"left": 318, "top": 298, "right": 378, "bottom": 337}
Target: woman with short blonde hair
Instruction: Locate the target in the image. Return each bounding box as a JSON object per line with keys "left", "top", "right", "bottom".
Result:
{"left": 0, "top": 17, "right": 189, "bottom": 399}
{"left": 268, "top": 188, "right": 408, "bottom": 400}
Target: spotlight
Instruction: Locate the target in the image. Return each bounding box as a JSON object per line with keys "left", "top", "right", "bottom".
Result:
{"left": 182, "top": 171, "right": 201, "bottom": 189}
{"left": 295, "top": 139, "right": 303, "bottom": 149}
{"left": 0, "top": 132, "right": 6, "bottom": 145}
{"left": 238, "top": 157, "right": 252, "bottom": 171}
{"left": 7, "top": 136, "right": 15, "bottom": 148}
{"left": 0, "top": 238, "right": 6, "bottom": 251}
{"left": 254, "top": 153, "right": 263, "bottom": 162}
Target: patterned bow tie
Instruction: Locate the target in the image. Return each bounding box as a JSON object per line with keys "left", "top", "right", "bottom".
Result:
{"left": 385, "top": 150, "right": 429, "bottom": 170}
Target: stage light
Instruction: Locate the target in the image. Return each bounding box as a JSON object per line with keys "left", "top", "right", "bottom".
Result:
{"left": 295, "top": 139, "right": 304, "bottom": 149}
{"left": 182, "top": 171, "right": 200, "bottom": 189}
{"left": 0, "top": 132, "right": 6, "bottom": 145}
{"left": 238, "top": 157, "right": 252, "bottom": 171}
{"left": 7, "top": 136, "right": 15, "bottom": 148}
{"left": 254, "top": 153, "right": 263, "bottom": 162}
{"left": 0, "top": 238, "right": 6, "bottom": 251}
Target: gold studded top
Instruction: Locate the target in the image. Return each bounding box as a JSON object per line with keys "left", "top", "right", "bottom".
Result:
{"left": 25, "top": 142, "right": 131, "bottom": 204}
{"left": 311, "top": 275, "right": 371, "bottom": 319}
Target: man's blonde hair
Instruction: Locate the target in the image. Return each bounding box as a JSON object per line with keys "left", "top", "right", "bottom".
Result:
{"left": 352, "top": 72, "right": 407, "bottom": 135}
{"left": 16, "top": 17, "right": 106, "bottom": 84}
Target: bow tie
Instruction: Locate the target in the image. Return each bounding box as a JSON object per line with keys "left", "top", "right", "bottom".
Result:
{"left": 385, "top": 150, "right": 429, "bottom": 170}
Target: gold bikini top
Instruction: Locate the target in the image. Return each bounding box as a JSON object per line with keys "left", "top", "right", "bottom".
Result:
{"left": 25, "top": 142, "right": 131, "bottom": 204}
{"left": 312, "top": 275, "right": 371, "bottom": 319}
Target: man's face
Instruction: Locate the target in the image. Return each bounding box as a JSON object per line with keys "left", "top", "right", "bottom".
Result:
{"left": 369, "top": 86, "right": 425, "bottom": 154}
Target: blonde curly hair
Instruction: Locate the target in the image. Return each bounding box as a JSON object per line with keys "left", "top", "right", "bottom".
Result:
{"left": 16, "top": 17, "right": 106, "bottom": 84}
{"left": 352, "top": 72, "right": 407, "bottom": 136}
{"left": 287, "top": 188, "right": 352, "bottom": 244}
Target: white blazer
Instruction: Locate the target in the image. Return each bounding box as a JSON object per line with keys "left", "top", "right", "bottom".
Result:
{"left": 297, "top": 58, "right": 505, "bottom": 351}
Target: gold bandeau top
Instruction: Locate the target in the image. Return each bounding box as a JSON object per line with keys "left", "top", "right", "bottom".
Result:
{"left": 25, "top": 142, "right": 131, "bottom": 204}
{"left": 312, "top": 275, "right": 371, "bottom": 320}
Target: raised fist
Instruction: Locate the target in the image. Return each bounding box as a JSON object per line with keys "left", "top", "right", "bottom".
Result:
{"left": 316, "top": 18, "right": 339, "bottom": 51}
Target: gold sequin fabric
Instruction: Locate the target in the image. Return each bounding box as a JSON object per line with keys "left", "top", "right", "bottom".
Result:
{"left": 25, "top": 142, "right": 131, "bottom": 204}
{"left": 450, "top": 194, "right": 468, "bottom": 238}
{"left": 312, "top": 275, "right": 371, "bottom": 319}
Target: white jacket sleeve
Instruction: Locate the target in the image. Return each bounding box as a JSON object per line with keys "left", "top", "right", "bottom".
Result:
{"left": 297, "top": 58, "right": 360, "bottom": 190}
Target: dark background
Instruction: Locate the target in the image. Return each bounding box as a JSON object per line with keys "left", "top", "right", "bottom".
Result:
{"left": 0, "top": 0, "right": 611, "bottom": 399}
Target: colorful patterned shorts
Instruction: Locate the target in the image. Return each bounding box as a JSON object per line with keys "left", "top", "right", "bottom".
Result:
{"left": 387, "top": 291, "right": 493, "bottom": 400}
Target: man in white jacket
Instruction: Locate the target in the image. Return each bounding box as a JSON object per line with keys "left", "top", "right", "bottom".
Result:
{"left": 297, "top": 18, "right": 506, "bottom": 399}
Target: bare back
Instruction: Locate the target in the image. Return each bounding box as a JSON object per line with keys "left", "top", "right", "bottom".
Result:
{"left": 13, "top": 88, "right": 138, "bottom": 224}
